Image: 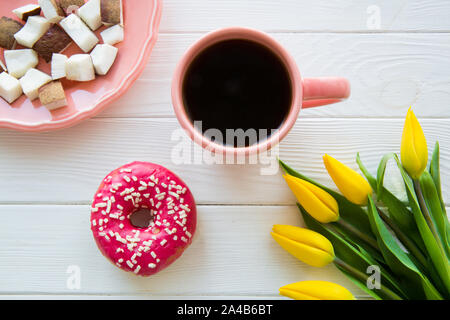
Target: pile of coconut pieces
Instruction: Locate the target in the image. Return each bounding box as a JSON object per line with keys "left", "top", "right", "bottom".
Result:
{"left": 0, "top": 0, "right": 124, "bottom": 111}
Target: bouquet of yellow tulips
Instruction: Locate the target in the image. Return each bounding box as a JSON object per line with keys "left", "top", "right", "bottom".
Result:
{"left": 274, "top": 108, "right": 449, "bottom": 300}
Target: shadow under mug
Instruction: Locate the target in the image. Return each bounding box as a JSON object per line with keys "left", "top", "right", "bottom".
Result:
{"left": 171, "top": 27, "right": 350, "bottom": 157}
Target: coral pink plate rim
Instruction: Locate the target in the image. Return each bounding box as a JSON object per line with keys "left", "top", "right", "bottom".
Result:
{"left": 0, "top": 0, "right": 163, "bottom": 132}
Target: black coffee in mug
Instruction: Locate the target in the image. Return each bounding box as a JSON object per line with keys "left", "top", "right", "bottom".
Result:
{"left": 182, "top": 39, "right": 292, "bottom": 147}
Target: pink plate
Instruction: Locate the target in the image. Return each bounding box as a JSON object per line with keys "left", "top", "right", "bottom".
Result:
{"left": 0, "top": 0, "right": 162, "bottom": 131}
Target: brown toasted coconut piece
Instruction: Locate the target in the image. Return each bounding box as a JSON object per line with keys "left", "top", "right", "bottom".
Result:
{"left": 58, "top": 0, "right": 86, "bottom": 15}
{"left": 101, "top": 0, "right": 122, "bottom": 26}
{"left": 13, "top": 4, "right": 42, "bottom": 21}
{"left": 39, "top": 81, "right": 67, "bottom": 110}
{"left": 33, "top": 24, "right": 72, "bottom": 63}
{"left": 0, "top": 59, "right": 6, "bottom": 72}
{"left": 0, "top": 17, "right": 23, "bottom": 49}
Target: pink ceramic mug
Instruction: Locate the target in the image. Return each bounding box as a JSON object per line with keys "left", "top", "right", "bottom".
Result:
{"left": 172, "top": 27, "right": 350, "bottom": 156}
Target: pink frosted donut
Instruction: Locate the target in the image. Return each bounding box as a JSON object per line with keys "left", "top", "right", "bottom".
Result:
{"left": 90, "top": 162, "right": 197, "bottom": 276}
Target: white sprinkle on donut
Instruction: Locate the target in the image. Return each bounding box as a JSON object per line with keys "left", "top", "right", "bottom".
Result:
{"left": 134, "top": 265, "right": 141, "bottom": 274}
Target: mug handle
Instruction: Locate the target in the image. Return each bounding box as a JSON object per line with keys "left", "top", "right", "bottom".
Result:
{"left": 302, "top": 77, "right": 351, "bottom": 108}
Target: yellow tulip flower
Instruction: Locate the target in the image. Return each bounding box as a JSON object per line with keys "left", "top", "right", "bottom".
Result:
{"left": 401, "top": 108, "right": 428, "bottom": 179}
{"left": 271, "top": 225, "right": 335, "bottom": 267}
{"left": 280, "top": 280, "right": 355, "bottom": 300}
{"left": 323, "top": 154, "right": 372, "bottom": 205}
{"left": 283, "top": 174, "right": 339, "bottom": 223}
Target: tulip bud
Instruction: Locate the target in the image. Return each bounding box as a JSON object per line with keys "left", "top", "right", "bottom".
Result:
{"left": 271, "top": 225, "right": 335, "bottom": 267}
{"left": 401, "top": 108, "right": 428, "bottom": 179}
{"left": 283, "top": 174, "right": 339, "bottom": 223}
{"left": 280, "top": 280, "right": 355, "bottom": 300}
{"left": 323, "top": 154, "right": 372, "bottom": 205}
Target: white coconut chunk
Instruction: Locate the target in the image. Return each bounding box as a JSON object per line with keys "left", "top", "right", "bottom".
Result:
{"left": 12, "top": 4, "right": 41, "bottom": 21}
{"left": 60, "top": 14, "right": 99, "bottom": 53}
{"left": 66, "top": 54, "right": 95, "bottom": 81}
{"left": 19, "top": 68, "right": 52, "bottom": 100}
{"left": 100, "top": 24, "right": 123, "bottom": 46}
{"left": 51, "top": 54, "right": 68, "bottom": 80}
{"left": 4, "top": 49, "right": 39, "bottom": 79}
{"left": 38, "top": 0, "right": 64, "bottom": 23}
{"left": 0, "top": 72, "right": 23, "bottom": 104}
{"left": 14, "top": 16, "right": 50, "bottom": 48}
{"left": 78, "top": 0, "right": 102, "bottom": 31}
{"left": 90, "top": 44, "right": 118, "bottom": 75}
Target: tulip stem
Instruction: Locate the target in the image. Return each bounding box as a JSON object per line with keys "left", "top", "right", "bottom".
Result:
{"left": 334, "top": 257, "right": 403, "bottom": 300}
{"left": 335, "top": 219, "right": 379, "bottom": 252}
{"left": 413, "top": 179, "right": 441, "bottom": 243}
{"left": 376, "top": 207, "right": 428, "bottom": 269}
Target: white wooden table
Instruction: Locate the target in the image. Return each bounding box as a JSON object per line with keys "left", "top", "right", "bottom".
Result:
{"left": 1, "top": 0, "right": 449, "bottom": 300}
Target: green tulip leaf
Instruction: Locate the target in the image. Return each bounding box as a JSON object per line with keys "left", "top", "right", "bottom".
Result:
{"left": 356, "top": 153, "right": 377, "bottom": 190}
{"left": 367, "top": 196, "right": 443, "bottom": 300}
{"left": 429, "top": 142, "right": 449, "bottom": 248}
{"left": 300, "top": 204, "right": 406, "bottom": 300}
{"left": 419, "top": 171, "right": 450, "bottom": 258}
{"left": 393, "top": 154, "right": 450, "bottom": 297}
{"left": 376, "top": 153, "right": 392, "bottom": 195}
{"left": 429, "top": 142, "right": 446, "bottom": 214}
{"left": 374, "top": 153, "right": 426, "bottom": 252}
{"left": 358, "top": 153, "right": 416, "bottom": 230}
{"left": 279, "top": 160, "right": 375, "bottom": 240}
{"left": 335, "top": 225, "right": 386, "bottom": 265}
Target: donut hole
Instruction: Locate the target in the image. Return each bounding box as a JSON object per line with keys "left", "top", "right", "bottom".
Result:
{"left": 129, "top": 208, "right": 154, "bottom": 229}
